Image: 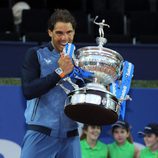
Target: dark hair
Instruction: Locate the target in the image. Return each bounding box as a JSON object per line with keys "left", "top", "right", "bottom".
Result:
{"left": 48, "top": 9, "right": 76, "bottom": 31}
{"left": 80, "top": 124, "right": 102, "bottom": 140}
{"left": 112, "top": 121, "right": 133, "bottom": 143}
{"left": 138, "top": 123, "right": 158, "bottom": 137}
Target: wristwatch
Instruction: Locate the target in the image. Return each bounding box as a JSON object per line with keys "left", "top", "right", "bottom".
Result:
{"left": 55, "top": 67, "right": 65, "bottom": 78}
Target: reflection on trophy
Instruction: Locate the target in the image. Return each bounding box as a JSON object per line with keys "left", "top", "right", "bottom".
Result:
{"left": 64, "top": 16, "right": 134, "bottom": 125}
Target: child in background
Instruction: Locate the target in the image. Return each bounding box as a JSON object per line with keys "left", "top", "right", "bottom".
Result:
{"left": 108, "top": 120, "right": 139, "bottom": 158}
{"left": 138, "top": 123, "right": 158, "bottom": 158}
{"left": 80, "top": 124, "right": 108, "bottom": 158}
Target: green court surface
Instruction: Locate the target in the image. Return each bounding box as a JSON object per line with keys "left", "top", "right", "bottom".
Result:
{"left": 0, "top": 78, "right": 158, "bottom": 88}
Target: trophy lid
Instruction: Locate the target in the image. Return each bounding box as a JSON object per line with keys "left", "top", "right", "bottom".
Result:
{"left": 76, "top": 46, "right": 123, "bottom": 62}
{"left": 75, "top": 16, "right": 123, "bottom": 62}
{"left": 73, "top": 16, "right": 124, "bottom": 85}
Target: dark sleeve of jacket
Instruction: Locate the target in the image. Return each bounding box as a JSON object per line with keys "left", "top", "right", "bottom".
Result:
{"left": 21, "top": 47, "right": 61, "bottom": 100}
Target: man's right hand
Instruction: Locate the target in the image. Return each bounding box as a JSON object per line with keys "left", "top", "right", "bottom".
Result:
{"left": 58, "top": 53, "right": 74, "bottom": 75}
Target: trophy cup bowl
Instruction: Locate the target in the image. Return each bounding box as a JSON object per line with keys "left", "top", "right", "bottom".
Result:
{"left": 74, "top": 46, "right": 123, "bottom": 85}
{"left": 64, "top": 45, "right": 124, "bottom": 125}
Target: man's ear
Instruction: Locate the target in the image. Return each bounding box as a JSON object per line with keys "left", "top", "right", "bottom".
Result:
{"left": 48, "top": 29, "right": 53, "bottom": 37}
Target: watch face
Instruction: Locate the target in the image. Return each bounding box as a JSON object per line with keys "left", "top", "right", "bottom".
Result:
{"left": 55, "top": 68, "right": 63, "bottom": 74}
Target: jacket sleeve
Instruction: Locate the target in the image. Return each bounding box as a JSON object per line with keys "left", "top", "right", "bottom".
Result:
{"left": 21, "top": 47, "right": 61, "bottom": 100}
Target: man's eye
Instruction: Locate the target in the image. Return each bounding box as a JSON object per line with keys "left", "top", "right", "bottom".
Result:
{"left": 67, "top": 31, "right": 72, "bottom": 34}
{"left": 55, "top": 31, "right": 73, "bottom": 36}
{"left": 55, "top": 31, "right": 63, "bottom": 35}
{"left": 67, "top": 31, "right": 74, "bottom": 35}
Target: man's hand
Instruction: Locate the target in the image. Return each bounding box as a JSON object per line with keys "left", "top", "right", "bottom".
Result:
{"left": 58, "top": 53, "right": 74, "bottom": 75}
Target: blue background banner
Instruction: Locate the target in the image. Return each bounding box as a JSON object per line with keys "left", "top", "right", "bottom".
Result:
{"left": 1, "top": 41, "right": 158, "bottom": 79}
{"left": 0, "top": 86, "right": 158, "bottom": 157}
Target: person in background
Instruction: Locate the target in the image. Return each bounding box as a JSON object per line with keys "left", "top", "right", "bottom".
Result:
{"left": 108, "top": 120, "right": 139, "bottom": 158}
{"left": 20, "top": 9, "right": 82, "bottom": 158}
{"left": 12, "top": 1, "right": 30, "bottom": 32}
{"left": 80, "top": 124, "right": 108, "bottom": 158}
{"left": 138, "top": 123, "right": 158, "bottom": 158}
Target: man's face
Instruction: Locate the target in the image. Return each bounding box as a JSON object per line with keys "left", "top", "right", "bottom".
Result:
{"left": 48, "top": 22, "right": 75, "bottom": 53}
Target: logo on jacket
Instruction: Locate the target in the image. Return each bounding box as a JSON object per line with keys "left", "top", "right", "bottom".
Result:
{"left": 44, "top": 58, "right": 51, "bottom": 64}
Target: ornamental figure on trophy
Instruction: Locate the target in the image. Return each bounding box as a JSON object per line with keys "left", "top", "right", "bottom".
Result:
{"left": 93, "top": 16, "right": 110, "bottom": 38}
{"left": 93, "top": 16, "right": 110, "bottom": 46}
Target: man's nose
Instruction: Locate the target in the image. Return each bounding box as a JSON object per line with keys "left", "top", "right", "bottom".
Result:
{"left": 61, "top": 33, "right": 69, "bottom": 40}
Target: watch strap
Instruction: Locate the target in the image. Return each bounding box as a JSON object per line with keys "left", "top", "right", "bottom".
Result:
{"left": 55, "top": 67, "right": 65, "bottom": 78}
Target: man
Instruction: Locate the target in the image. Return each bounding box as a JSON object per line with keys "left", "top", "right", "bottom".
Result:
{"left": 138, "top": 123, "right": 158, "bottom": 158}
{"left": 20, "top": 9, "right": 82, "bottom": 158}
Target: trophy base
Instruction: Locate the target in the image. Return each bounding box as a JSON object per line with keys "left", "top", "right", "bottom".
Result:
{"left": 64, "top": 103, "right": 118, "bottom": 125}
{"left": 64, "top": 85, "right": 119, "bottom": 125}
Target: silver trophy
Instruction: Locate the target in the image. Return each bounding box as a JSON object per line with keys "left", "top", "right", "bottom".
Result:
{"left": 64, "top": 17, "right": 124, "bottom": 125}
